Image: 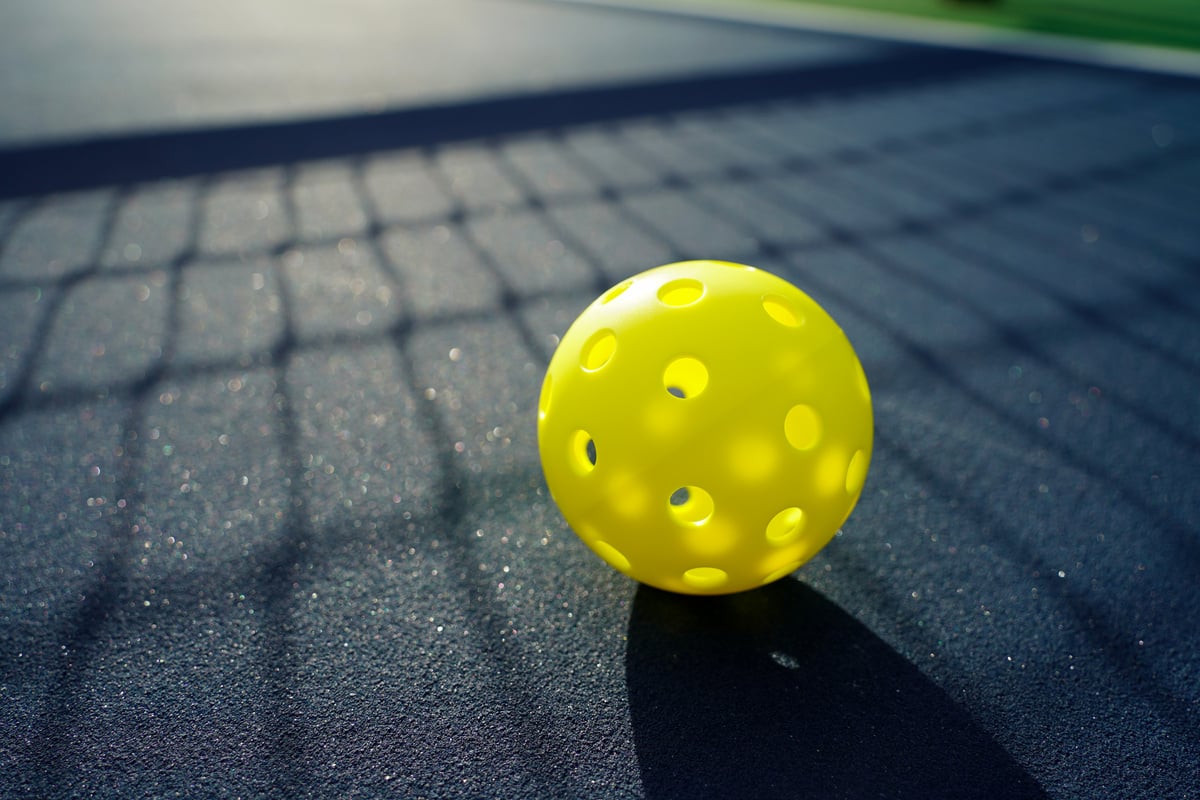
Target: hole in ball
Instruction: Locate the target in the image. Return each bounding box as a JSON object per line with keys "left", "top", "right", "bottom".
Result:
{"left": 569, "top": 430, "right": 597, "bottom": 475}
{"left": 682, "top": 566, "right": 728, "bottom": 590}
{"left": 765, "top": 506, "right": 806, "bottom": 545}
{"left": 855, "top": 362, "right": 871, "bottom": 401}
{"left": 601, "top": 279, "right": 633, "bottom": 304}
{"left": 763, "top": 295, "right": 803, "bottom": 328}
{"left": 663, "top": 356, "right": 708, "bottom": 399}
{"left": 668, "top": 485, "right": 713, "bottom": 525}
{"left": 846, "top": 448, "right": 868, "bottom": 494}
{"left": 581, "top": 329, "right": 616, "bottom": 372}
{"left": 657, "top": 278, "right": 705, "bottom": 307}
{"left": 591, "top": 540, "right": 631, "bottom": 573}
{"left": 538, "top": 374, "right": 552, "bottom": 421}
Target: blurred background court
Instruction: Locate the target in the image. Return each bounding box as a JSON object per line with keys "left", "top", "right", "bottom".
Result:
{"left": 757, "top": 0, "right": 1200, "bottom": 51}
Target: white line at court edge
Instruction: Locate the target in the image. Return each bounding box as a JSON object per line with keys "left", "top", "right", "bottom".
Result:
{"left": 548, "top": 0, "right": 1200, "bottom": 79}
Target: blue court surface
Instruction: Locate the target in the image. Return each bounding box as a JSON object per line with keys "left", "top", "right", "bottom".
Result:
{"left": 1, "top": 1, "right": 1198, "bottom": 797}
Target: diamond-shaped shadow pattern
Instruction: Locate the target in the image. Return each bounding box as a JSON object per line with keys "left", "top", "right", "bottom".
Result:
{"left": 1, "top": 37, "right": 1198, "bottom": 800}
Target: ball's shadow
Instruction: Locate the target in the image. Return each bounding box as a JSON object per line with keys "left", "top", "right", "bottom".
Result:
{"left": 626, "top": 579, "right": 1045, "bottom": 799}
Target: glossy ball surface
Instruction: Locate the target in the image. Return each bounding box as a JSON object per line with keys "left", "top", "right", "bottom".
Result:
{"left": 537, "top": 261, "right": 873, "bottom": 595}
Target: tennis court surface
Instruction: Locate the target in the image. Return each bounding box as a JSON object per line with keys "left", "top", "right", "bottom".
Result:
{"left": 1, "top": 1, "right": 1198, "bottom": 797}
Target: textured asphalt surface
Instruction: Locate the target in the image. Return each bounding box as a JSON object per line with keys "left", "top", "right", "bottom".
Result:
{"left": 2, "top": 1, "right": 1199, "bottom": 798}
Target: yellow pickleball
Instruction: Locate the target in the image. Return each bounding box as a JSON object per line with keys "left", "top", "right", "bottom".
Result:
{"left": 537, "top": 261, "right": 873, "bottom": 595}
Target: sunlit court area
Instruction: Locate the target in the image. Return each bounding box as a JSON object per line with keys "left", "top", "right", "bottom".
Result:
{"left": 1, "top": 1, "right": 1198, "bottom": 798}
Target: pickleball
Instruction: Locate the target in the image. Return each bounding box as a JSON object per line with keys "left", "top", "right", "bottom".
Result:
{"left": 537, "top": 260, "right": 873, "bottom": 595}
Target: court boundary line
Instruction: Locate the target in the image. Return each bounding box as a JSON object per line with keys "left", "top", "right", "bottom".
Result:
{"left": 546, "top": 0, "right": 1200, "bottom": 78}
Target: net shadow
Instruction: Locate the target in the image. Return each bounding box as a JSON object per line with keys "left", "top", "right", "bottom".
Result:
{"left": 2, "top": 34, "right": 1198, "bottom": 798}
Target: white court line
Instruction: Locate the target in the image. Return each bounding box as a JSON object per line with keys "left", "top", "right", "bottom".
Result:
{"left": 551, "top": 0, "right": 1200, "bottom": 78}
